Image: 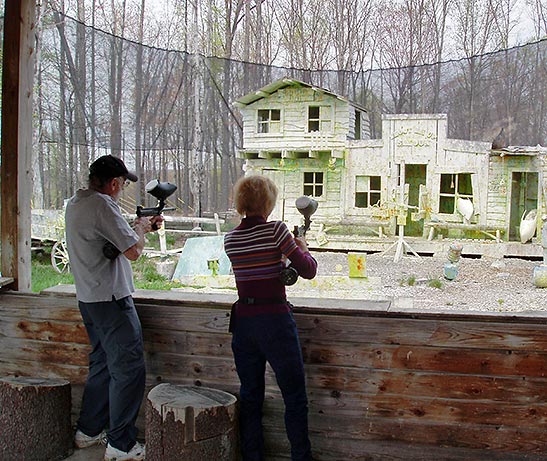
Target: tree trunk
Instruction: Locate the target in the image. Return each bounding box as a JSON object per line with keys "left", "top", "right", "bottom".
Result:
{"left": 145, "top": 383, "right": 238, "bottom": 461}
{"left": 0, "top": 377, "right": 72, "bottom": 461}
{"left": 76, "top": 0, "right": 88, "bottom": 186}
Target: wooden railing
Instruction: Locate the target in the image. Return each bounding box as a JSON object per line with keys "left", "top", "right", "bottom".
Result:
{"left": 150, "top": 213, "right": 225, "bottom": 254}
{"left": 1, "top": 288, "right": 547, "bottom": 460}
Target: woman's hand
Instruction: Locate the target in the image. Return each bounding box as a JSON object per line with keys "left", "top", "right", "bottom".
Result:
{"left": 294, "top": 236, "right": 309, "bottom": 253}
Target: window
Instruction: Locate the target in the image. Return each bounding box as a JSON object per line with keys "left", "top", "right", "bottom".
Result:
{"left": 439, "top": 173, "right": 473, "bottom": 213}
{"left": 355, "top": 175, "right": 381, "bottom": 208}
{"left": 308, "top": 106, "right": 331, "bottom": 132}
{"left": 303, "top": 172, "right": 324, "bottom": 197}
{"left": 257, "top": 109, "right": 281, "bottom": 134}
{"left": 355, "top": 111, "right": 361, "bottom": 140}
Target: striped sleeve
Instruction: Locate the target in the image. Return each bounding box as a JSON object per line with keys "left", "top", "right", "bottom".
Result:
{"left": 274, "top": 221, "right": 298, "bottom": 257}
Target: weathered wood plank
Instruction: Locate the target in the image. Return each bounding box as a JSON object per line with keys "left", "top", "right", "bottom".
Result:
{"left": 137, "top": 304, "right": 231, "bottom": 334}
{"left": 0, "top": 358, "right": 88, "bottom": 383}
{"left": 264, "top": 411, "right": 547, "bottom": 453}
{"left": 0, "top": 337, "right": 89, "bottom": 366}
{"left": 144, "top": 328, "right": 233, "bottom": 358}
{"left": 308, "top": 368, "right": 547, "bottom": 402}
{"left": 145, "top": 352, "right": 238, "bottom": 383}
{"left": 0, "top": 277, "right": 14, "bottom": 288}
{"left": 301, "top": 341, "right": 547, "bottom": 377}
{"left": 0, "top": 295, "right": 82, "bottom": 321}
{"left": 0, "top": 0, "right": 35, "bottom": 291}
{"left": 304, "top": 391, "right": 547, "bottom": 427}
{"left": 264, "top": 430, "right": 546, "bottom": 461}
{"left": 296, "top": 315, "right": 547, "bottom": 351}
{"left": 0, "top": 317, "right": 88, "bottom": 343}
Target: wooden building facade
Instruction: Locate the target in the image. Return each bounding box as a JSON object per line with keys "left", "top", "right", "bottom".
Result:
{"left": 235, "top": 80, "right": 547, "bottom": 251}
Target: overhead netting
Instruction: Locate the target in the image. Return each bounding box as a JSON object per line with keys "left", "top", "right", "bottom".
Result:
{"left": 21, "top": 12, "right": 547, "bottom": 210}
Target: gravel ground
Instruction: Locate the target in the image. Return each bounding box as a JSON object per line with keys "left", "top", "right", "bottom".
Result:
{"left": 310, "top": 251, "right": 547, "bottom": 313}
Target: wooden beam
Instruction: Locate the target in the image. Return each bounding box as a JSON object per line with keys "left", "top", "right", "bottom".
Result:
{"left": 1, "top": 0, "right": 36, "bottom": 291}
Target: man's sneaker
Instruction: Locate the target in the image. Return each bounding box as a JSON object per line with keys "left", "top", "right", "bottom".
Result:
{"left": 104, "top": 441, "right": 145, "bottom": 461}
{"left": 74, "top": 429, "right": 107, "bottom": 448}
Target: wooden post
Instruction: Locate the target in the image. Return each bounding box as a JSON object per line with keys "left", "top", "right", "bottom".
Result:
{"left": 146, "top": 383, "right": 238, "bottom": 461}
{"left": 1, "top": 0, "right": 36, "bottom": 291}
{"left": 0, "top": 376, "right": 73, "bottom": 460}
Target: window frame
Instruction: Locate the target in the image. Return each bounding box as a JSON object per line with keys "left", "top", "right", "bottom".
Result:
{"left": 303, "top": 171, "right": 325, "bottom": 198}
{"left": 354, "top": 175, "right": 381, "bottom": 208}
{"left": 439, "top": 173, "right": 473, "bottom": 215}
{"left": 257, "top": 108, "right": 282, "bottom": 134}
{"left": 307, "top": 105, "right": 332, "bottom": 133}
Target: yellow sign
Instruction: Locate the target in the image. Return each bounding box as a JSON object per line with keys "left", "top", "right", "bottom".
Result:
{"left": 348, "top": 252, "right": 366, "bottom": 278}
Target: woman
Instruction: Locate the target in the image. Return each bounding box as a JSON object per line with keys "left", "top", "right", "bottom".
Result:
{"left": 224, "top": 175, "right": 317, "bottom": 461}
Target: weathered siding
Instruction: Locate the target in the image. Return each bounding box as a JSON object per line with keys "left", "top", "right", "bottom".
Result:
{"left": 241, "top": 88, "right": 349, "bottom": 155}
{"left": 245, "top": 159, "right": 343, "bottom": 226}
{"left": 434, "top": 139, "right": 491, "bottom": 225}
{"left": 487, "top": 156, "right": 511, "bottom": 229}
{"left": 2, "top": 290, "right": 547, "bottom": 460}
{"left": 487, "top": 154, "right": 543, "bottom": 235}
{"left": 345, "top": 141, "right": 389, "bottom": 220}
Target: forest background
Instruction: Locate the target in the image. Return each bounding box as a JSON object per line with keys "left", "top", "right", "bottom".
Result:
{"left": 2, "top": 0, "right": 547, "bottom": 217}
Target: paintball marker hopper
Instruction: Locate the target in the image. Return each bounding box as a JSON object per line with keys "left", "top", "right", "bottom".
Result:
{"left": 293, "top": 195, "right": 318, "bottom": 237}
{"left": 280, "top": 195, "right": 318, "bottom": 285}
{"left": 136, "top": 179, "right": 177, "bottom": 217}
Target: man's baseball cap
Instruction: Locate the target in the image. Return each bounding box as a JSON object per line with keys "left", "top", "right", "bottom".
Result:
{"left": 89, "top": 155, "right": 138, "bottom": 182}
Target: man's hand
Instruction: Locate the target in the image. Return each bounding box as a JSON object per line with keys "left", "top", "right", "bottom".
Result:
{"left": 150, "top": 215, "right": 164, "bottom": 231}
{"left": 133, "top": 216, "right": 153, "bottom": 234}
{"left": 134, "top": 215, "right": 164, "bottom": 233}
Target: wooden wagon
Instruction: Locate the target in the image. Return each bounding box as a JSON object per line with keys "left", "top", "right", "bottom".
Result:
{"left": 31, "top": 209, "right": 70, "bottom": 274}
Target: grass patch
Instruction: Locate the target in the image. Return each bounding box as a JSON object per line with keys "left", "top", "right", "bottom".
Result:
{"left": 400, "top": 275, "right": 417, "bottom": 286}
{"left": 427, "top": 278, "right": 443, "bottom": 289}
{"left": 32, "top": 262, "right": 74, "bottom": 293}
{"left": 31, "top": 250, "right": 180, "bottom": 292}
{"left": 131, "top": 257, "right": 181, "bottom": 290}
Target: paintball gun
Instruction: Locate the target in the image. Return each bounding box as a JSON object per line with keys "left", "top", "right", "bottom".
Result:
{"left": 103, "top": 179, "right": 177, "bottom": 260}
{"left": 136, "top": 179, "right": 177, "bottom": 229}
{"left": 279, "top": 196, "right": 318, "bottom": 286}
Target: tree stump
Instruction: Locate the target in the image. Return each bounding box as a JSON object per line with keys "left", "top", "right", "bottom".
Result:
{"left": 0, "top": 376, "right": 73, "bottom": 461}
{"left": 146, "top": 383, "right": 238, "bottom": 461}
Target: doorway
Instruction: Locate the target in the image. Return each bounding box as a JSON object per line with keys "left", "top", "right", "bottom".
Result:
{"left": 509, "top": 172, "right": 538, "bottom": 241}
{"left": 405, "top": 164, "right": 427, "bottom": 236}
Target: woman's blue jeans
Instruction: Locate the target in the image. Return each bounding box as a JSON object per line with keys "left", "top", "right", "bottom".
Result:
{"left": 232, "top": 311, "right": 312, "bottom": 461}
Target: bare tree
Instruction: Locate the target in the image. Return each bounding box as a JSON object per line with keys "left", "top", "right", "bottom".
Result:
{"left": 450, "top": 0, "right": 501, "bottom": 138}
{"left": 275, "top": 0, "right": 333, "bottom": 71}
{"left": 75, "top": 0, "right": 89, "bottom": 184}
{"left": 108, "top": 0, "right": 126, "bottom": 155}
{"left": 327, "top": 0, "right": 374, "bottom": 94}
{"left": 527, "top": 0, "right": 547, "bottom": 37}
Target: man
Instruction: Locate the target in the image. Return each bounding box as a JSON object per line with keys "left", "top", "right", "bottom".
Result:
{"left": 65, "top": 155, "right": 163, "bottom": 461}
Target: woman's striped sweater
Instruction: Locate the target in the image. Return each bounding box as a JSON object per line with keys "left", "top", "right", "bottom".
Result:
{"left": 224, "top": 216, "right": 317, "bottom": 314}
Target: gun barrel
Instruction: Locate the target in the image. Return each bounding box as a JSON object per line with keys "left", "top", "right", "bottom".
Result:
{"left": 136, "top": 205, "right": 161, "bottom": 217}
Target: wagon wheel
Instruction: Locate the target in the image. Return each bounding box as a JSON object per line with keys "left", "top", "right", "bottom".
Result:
{"left": 51, "top": 240, "right": 70, "bottom": 274}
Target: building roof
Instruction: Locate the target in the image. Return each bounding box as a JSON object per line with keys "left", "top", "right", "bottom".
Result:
{"left": 490, "top": 145, "right": 547, "bottom": 156}
{"left": 233, "top": 78, "right": 368, "bottom": 112}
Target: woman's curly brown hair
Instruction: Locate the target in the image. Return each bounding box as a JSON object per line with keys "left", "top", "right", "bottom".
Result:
{"left": 233, "top": 175, "right": 278, "bottom": 218}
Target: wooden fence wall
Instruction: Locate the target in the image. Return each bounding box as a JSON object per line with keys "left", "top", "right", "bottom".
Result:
{"left": 1, "top": 289, "right": 546, "bottom": 460}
